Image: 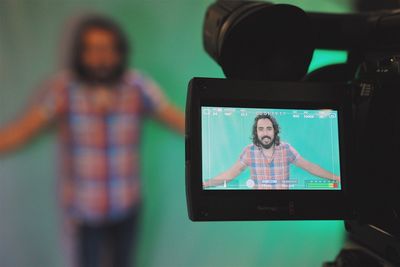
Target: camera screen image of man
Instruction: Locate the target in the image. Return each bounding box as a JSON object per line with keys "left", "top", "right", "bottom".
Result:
{"left": 0, "top": 15, "right": 184, "bottom": 267}
{"left": 203, "top": 113, "right": 340, "bottom": 189}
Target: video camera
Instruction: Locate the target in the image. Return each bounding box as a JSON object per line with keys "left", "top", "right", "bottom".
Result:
{"left": 186, "top": 1, "right": 400, "bottom": 263}
{"left": 185, "top": 1, "right": 400, "bottom": 224}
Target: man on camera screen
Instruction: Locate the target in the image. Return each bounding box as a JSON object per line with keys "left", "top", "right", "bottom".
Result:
{"left": 203, "top": 112, "right": 340, "bottom": 190}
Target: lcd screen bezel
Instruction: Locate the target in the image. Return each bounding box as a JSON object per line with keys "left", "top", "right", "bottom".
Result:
{"left": 186, "top": 77, "right": 355, "bottom": 221}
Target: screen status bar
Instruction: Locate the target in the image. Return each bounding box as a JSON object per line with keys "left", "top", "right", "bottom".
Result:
{"left": 202, "top": 107, "right": 337, "bottom": 119}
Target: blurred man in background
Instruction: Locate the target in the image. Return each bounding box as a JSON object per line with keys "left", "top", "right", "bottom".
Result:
{"left": 0, "top": 15, "right": 184, "bottom": 267}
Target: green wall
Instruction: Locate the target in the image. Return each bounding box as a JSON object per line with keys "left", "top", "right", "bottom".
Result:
{"left": 0, "top": 1, "right": 352, "bottom": 266}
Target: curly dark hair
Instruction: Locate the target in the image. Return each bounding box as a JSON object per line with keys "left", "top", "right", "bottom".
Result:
{"left": 252, "top": 113, "right": 280, "bottom": 147}
{"left": 70, "top": 15, "right": 129, "bottom": 84}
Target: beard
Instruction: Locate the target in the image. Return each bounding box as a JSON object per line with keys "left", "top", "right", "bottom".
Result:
{"left": 258, "top": 135, "right": 275, "bottom": 149}
{"left": 78, "top": 63, "right": 125, "bottom": 85}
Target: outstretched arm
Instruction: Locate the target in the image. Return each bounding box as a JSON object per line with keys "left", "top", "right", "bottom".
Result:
{"left": 0, "top": 107, "right": 50, "bottom": 152}
{"left": 294, "top": 157, "right": 340, "bottom": 182}
{"left": 203, "top": 160, "right": 247, "bottom": 188}
{"left": 155, "top": 104, "right": 185, "bottom": 135}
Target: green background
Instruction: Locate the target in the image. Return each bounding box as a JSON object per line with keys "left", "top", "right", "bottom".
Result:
{"left": 0, "top": 1, "right": 352, "bottom": 266}
{"left": 202, "top": 108, "right": 341, "bottom": 190}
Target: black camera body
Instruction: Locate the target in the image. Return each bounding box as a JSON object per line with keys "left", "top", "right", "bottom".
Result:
{"left": 350, "top": 54, "right": 400, "bottom": 223}
{"left": 186, "top": 78, "right": 354, "bottom": 220}
{"left": 185, "top": 1, "right": 400, "bottom": 224}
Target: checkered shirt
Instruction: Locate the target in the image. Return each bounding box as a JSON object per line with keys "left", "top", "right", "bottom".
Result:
{"left": 36, "top": 70, "right": 166, "bottom": 223}
{"left": 239, "top": 142, "right": 300, "bottom": 189}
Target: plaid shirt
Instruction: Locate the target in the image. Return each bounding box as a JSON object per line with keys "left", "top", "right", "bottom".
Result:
{"left": 36, "top": 70, "right": 166, "bottom": 223}
{"left": 239, "top": 142, "right": 300, "bottom": 189}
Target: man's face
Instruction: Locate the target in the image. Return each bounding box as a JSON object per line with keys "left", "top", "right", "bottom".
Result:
{"left": 257, "top": 118, "right": 275, "bottom": 149}
{"left": 80, "top": 27, "right": 122, "bottom": 83}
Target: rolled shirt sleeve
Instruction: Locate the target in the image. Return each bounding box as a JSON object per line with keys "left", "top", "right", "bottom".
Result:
{"left": 31, "top": 72, "right": 69, "bottom": 121}
{"left": 128, "top": 71, "right": 169, "bottom": 115}
{"left": 239, "top": 145, "right": 252, "bottom": 167}
{"left": 286, "top": 143, "right": 300, "bottom": 163}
